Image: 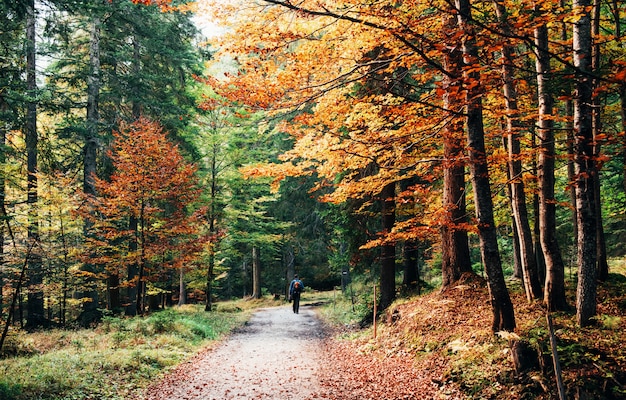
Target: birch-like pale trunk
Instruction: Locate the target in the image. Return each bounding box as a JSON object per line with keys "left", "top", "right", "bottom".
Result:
{"left": 572, "top": 0, "right": 598, "bottom": 327}
{"left": 252, "top": 246, "right": 261, "bottom": 299}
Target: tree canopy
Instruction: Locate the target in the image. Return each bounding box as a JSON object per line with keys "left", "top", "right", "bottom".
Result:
{"left": 1, "top": 0, "right": 626, "bottom": 337}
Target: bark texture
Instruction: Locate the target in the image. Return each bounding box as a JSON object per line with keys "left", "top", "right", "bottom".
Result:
{"left": 534, "top": 14, "right": 568, "bottom": 312}
{"left": 25, "top": 0, "right": 44, "bottom": 329}
{"left": 494, "top": 0, "right": 542, "bottom": 301}
{"left": 379, "top": 182, "right": 396, "bottom": 311}
{"left": 252, "top": 246, "right": 261, "bottom": 299}
{"left": 456, "top": 0, "right": 515, "bottom": 332}
{"left": 573, "top": 0, "right": 598, "bottom": 327}
{"left": 440, "top": 10, "right": 472, "bottom": 290}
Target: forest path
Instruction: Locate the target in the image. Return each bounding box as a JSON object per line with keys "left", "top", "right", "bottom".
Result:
{"left": 142, "top": 303, "right": 328, "bottom": 400}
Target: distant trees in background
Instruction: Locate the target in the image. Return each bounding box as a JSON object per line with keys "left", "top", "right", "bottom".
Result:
{"left": 0, "top": 0, "right": 208, "bottom": 329}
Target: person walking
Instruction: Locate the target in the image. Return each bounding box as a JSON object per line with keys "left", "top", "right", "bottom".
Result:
{"left": 289, "top": 274, "right": 304, "bottom": 314}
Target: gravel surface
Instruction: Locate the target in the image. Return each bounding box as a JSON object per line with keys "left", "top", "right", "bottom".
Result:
{"left": 142, "top": 304, "right": 327, "bottom": 400}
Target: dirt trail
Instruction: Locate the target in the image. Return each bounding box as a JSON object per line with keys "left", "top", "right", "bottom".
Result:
{"left": 142, "top": 304, "right": 327, "bottom": 400}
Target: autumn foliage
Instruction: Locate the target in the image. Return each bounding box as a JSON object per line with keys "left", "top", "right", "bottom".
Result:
{"left": 80, "top": 117, "right": 205, "bottom": 312}
{"left": 205, "top": 0, "right": 626, "bottom": 330}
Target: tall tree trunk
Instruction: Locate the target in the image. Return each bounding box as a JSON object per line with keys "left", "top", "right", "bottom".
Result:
{"left": 136, "top": 200, "right": 146, "bottom": 315}
{"left": 531, "top": 128, "right": 546, "bottom": 284}
{"left": 251, "top": 246, "right": 261, "bottom": 299}
{"left": 178, "top": 268, "right": 186, "bottom": 306}
{"left": 440, "top": 10, "right": 473, "bottom": 290}
{"left": 510, "top": 216, "right": 522, "bottom": 279}
{"left": 56, "top": 209, "right": 70, "bottom": 326}
{"left": 621, "top": 79, "right": 626, "bottom": 195}
{"left": 284, "top": 246, "right": 295, "bottom": 299}
{"left": 534, "top": 9, "right": 568, "bottom": 312}
{"left": 80, "top": 16, "right": 104, "bottom": 323}
{"left": 591, "top": 0, "right": 609, "bottom": 282}
{"left": 0, "top": 98, "right": 6, "bottom": 319}
{"left": 132, "top": 36, "right": 141, "bottom": 119}
{"left": 397, "top": 178, "right": 420, "bottom": 291}
{"left": 25, "top": 0, "right": 44, "bottom": 330}
{"left": 379, "top": 182, "right": 396, "bottom": 311}
{"left": 125, "top": 215, "right": 139, "bottom": 316}
{"left": 456, "top": 0, "right": 515, "bottom": 332}
{"left": 615, "top": 0, "right": 626, "bottom": 208}
{"left": 494, "top": 0, "right": 542, "bottom": 301}
{"left": 205, "top": 142, "right": 219, "bottom": 311}
{"left": 560, "top": 0, "right": 578, "bottom": 276}
{"left": 107, "top": 274, "right": 119, "bottom": 312}
{"left": 205, "top": 241, "right": 215, "bottom": 311}
{"left": 573, "top": 0, "right": 598, "bottom": 327}
{"left": 126, "top": 35, "right": 142, "bottom": 316}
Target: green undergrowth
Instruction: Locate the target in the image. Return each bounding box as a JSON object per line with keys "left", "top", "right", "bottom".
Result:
{"left": 312, "top": 287, "right": 364, "bottom": 328}
{"left": 0, "top": 303, "right": 250, "bottom": 400}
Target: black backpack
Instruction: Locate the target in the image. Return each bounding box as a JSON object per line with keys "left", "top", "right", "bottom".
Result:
{"left": 293, "top": 281, "right": 302, "bottom": 293}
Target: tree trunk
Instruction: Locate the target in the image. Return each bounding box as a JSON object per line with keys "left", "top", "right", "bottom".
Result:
{"left": 58, "top": 211, "right": 70, "bottom": 326}
{"left": 494, "top": 0, "right": 542, "bottom": 301}
{"left": 205, "top": 245, "right": 214, "bottom": 311}
{"left": 126, "top": 34, "right": 143, "bottom": 316}
{"left": 379, "top": 182, "right": 396, "bottom": 311}
{"left": 80, "top": 15, "right": 102, "bottom": 324}
{"left": 608, "top": 0, "right": 626, "bottom": 254}
{"left": 340, "top": 242, "right": 350, "bottom": 293}
{"left": 559, "top": 0, "right": 578, "bottom": 258}
{"left": 591, "top": 0, "right": 609, "bottom": 282}
{"left": 534, "top": 10, "right": 568, "bottom": 312}
{"left": 25, "top": 0, "right": 45, "bottom": 330}
{"left": 510, "top": 214, "right": 522, "bottom": 280}
{"left": 531, "top": 125, "right": 546, "bottom": 284}
{"left": 284, "top": 246, "right": 295, "bottom": 299}
{"left": 0, "top": 247, "right": 29, "bottom": 351}
{"left": 0, "top": 99, "right": 5, "bottom": 320}
{"left": 125, "top": 215, "right": 139, "bottom": 316}
{"left": 136, "top": 200, "right": 146, "bottom": 315}
{"left": 456, "top": 0, "right": 515, "bottom": 332}
{"left": 533, "top": 186, "right": 546, "bottom": 284}
{"left": 205, "top": 144, "right": 219, "bottom": 311}
{"left": 573, "top": 0, "right": 598, "bottom": 327}
{"left": 402, "top": 240, "right": 419, "bottom": 292}
{"left": 440, "top": 10, "right": 473, "bottom": 290}
{"left": 251, "top": 246, "right": 261, "bottom": 299}
{"left": 178, "top": 268, "right": 186, "bottom": 306}
{"left": 107, "top": 274, "right": 120, "bottom": 312}
{"left": 132, "top": 36, "right": 141, "bottom": 119}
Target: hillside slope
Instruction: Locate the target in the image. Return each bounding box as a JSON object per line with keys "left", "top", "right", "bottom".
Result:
{"left": 318, "top": 273, "right": 626, "bottom": 399}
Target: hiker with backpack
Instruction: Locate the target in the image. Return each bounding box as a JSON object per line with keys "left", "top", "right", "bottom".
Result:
{"left": 289, "top": 274, "right": 304, "bottom": 314}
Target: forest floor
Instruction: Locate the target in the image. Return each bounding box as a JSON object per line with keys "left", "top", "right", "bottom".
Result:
{"left": 142, "top": 271, "right": 626, "bottom": 400}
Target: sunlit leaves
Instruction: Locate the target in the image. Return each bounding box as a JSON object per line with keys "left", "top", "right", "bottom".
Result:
{"left": 202, "top": 0, "right": 626, "bottom": 254}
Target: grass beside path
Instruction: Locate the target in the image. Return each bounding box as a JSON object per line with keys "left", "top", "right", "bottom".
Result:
{"left": 0, "top": 302, "right": 259, "bottom": 400}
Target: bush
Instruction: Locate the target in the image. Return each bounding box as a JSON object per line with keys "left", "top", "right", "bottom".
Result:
{"left": 147, "top": 311, "right": 176, "bottom": 334}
